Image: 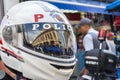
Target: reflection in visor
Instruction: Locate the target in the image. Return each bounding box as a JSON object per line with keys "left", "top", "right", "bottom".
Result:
{"left": 31, "top": 29, "right": 73, "bottom": 58}
{"left": 23, "top": 23, "right": 74, "bottom": 58}
{"left": 3, "top": 23, "right": 76, "bottom": 59}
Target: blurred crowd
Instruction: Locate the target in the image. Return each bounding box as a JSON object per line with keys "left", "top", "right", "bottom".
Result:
{"left": 71, "top": 17, "right": 116, "bottom": 80}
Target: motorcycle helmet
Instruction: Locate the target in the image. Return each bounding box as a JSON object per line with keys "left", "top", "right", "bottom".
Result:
{"left": 0, "top": 1, "right": 77, "bottom": 80}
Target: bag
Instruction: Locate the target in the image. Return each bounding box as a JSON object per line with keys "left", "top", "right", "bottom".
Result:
{"left": 84, "top": 49, "right": 117, "bottom": 74}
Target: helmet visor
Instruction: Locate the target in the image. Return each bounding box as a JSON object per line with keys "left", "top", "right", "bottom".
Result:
{"left": 3, "top": 22, "right": 76, "bottom": 58}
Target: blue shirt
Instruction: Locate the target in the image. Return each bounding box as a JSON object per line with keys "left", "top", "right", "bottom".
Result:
{"left": 77, "top": 49, "right": 85, "bottom": 75}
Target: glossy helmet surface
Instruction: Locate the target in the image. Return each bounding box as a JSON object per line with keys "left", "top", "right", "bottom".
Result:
{"left": 0, "top": 1, "right": 77, "bottom": 80}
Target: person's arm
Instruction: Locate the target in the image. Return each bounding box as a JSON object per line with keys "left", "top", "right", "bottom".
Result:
{"left": 0, "top": 60, "right": 16, "bottom": 79}
{"left": 83, "top": 34, "right": 93, "bottom": 51}
{"left": 79, "top": 67, "right": 88, "bottom": 77}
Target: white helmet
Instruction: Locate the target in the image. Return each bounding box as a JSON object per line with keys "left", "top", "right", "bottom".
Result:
{"left": 0, "top": 1, "right": 77, "bottom": 80}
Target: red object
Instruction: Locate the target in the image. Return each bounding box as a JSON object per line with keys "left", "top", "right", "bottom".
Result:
{"left": 34, "top": 14, "right": 44, "bottom": 22}
{"left": 0, "top": 38, "right": 2, "bottom": 44}
{"left": 108, "top": 32, "right": 113, "bottom": 37}
{"left": 98, "top": 29, "right": 107, "bottom": 41}
{"left": 107, "top": 32, "right": 114, "bottom": 40}
{"left": 64, "top": 13, "right": 81, "bottom": 20}
{"left": 1, "top": 46, "right": 23, "bottom": 61}
{"left": 114, "top": 16, "right": 120, "bottom": 29}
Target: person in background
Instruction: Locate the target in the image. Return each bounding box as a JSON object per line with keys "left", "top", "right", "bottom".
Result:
{"left": 78, "top": 17, "right": 111, "bottom": 51}
{"left": 107, "top": 31, "right": 116, "bottom": 53}
{"left": 76, "top": 33, "right": 85, "bottom": 80}
{"left": 77, "top": 18, "right": 112, "bottom": 80}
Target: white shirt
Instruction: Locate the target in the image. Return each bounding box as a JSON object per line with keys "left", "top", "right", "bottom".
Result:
{"left": 83, "top": 28, "right": 112, "bottom": 52}
{"left": 108, "top": 40, "right": 116, "bottom": 53}
{"left": 83, "top": 28, "right": 98, "bottom": 51}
